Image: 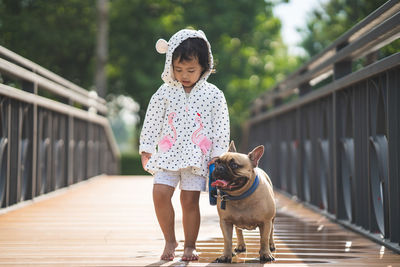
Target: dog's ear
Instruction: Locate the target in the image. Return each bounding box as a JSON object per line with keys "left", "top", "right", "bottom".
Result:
{"left": 228, "top": 141, "right": 237, "bottom": 152}
{"left": 248, "top": 145, "right": 264, "bottom": 167}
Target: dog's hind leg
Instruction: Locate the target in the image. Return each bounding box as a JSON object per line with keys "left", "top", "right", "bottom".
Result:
{"left": 269, "top": 218, "right": 276, "bottom": 252}
{"left": 234, "top": 227, "right": 246, "bottom": 253}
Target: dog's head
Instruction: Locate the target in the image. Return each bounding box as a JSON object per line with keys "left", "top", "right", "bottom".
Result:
{"left": 211, "top": 141, "right": 264, "bottom": 192}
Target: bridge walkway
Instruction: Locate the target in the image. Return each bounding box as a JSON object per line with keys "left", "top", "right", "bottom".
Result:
{"left": 0, "top": 176, "right": 399, "bottom": 266}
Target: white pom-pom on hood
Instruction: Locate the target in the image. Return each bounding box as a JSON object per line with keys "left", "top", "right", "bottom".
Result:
{"left": 155, "top": 39, "right": 168, "bottom": 54}
{"left": 156, "top": 29, "right": 214, "bottom": 88}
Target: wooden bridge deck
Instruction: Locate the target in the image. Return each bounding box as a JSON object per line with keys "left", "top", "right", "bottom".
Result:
{"left": 0, "top": 175, "right": 399, "bottom": 266}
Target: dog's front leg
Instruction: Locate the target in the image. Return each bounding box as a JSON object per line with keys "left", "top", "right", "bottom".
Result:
{"left": 259, "top": 221, "right": 275, "bottom": 262}
{"left": 215, "top": 219, "right": 233, "bottom": 263}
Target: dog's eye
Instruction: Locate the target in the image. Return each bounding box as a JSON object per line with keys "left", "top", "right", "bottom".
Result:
{"left": 230, "top": 161, "right": 239, "bottom": 169}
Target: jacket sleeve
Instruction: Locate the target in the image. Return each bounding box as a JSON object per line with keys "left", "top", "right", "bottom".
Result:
{"left": 210, "top": 89, "right": 230, "bottom": 158}
{"left": 139, "top": 90, "right": 165, "bottom": 154}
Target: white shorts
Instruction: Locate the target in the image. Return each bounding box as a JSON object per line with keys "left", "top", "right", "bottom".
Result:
{"left": 154, "top": 167, "right": 206, "bottom": 191}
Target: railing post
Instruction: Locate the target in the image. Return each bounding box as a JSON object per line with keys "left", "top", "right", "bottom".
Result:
{"left": 67, "top": 99, "right": 74, "bottom": 186}
{"left": 299, "top": 68, "right": 311, "bottom": 96}
{"left": 32, "top": 83, "right": 38, "bottom": 199}
{"left": 334, "top": 42, "right": 352, "bottom": 80}
{"left": 273, "top": 97, "right": 282, "bottom": 107}
{"left": 387, "top": 66, "right": 400, "bottom": 244}
{"left": 22, "top": 79, "right": 37, "bottom": 200}
{"left": 5, "top": 99, "right": 11, "bottom": 207}
{"left": 9, "top": 99, "right": 18, "bottom": 205}
{"left": 299, "top": 82, "right": 311, "bottom": 96}
{"left": 273, "top": 86, "right": 283, "bottom": 107}
{"left": 333, "top": 41, "right": 353, "bottom": 221}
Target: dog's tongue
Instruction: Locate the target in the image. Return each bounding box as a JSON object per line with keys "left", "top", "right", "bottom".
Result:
{"left": 211, "top": 180, "right": 229, "bottom": 188}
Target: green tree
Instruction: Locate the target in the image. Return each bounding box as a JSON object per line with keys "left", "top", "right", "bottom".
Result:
{"left": 107, "top": 0, "right": 181, "bottom": 120}
{"left": 0, "top": 0, "right": 97, "bottom": 88}
{"left": 179, "top": 0, "right": 298, "bottom": 143}
{"left": 298, "top": 0, "right": 388, "bottom": 58}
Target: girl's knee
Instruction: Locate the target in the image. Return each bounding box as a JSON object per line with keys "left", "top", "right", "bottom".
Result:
{"left": 153, "top": 184, "right": 174, "bottom": 202}
{"left": 180, "top": 191, "right": 200, "bottom": 209}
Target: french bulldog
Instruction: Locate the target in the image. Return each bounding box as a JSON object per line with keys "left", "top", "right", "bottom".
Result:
{"left": 211, "top": 141, "right": 276, "bottom": 263}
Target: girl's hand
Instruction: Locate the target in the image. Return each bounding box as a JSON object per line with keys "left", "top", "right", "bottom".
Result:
{"left": 141, "top": 152, "right": 152, "bottom": 170}
{"left": 208, "top": 157, "right": 218, "bottom": 167}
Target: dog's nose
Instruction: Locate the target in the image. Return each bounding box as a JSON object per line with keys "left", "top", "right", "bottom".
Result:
{"left": 215, "top": 164, "right": 226, "bottom": 174}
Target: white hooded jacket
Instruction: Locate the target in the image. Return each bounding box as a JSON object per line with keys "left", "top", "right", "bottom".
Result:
{"left": 139, "top": 29, "right": 230, "bottom": 177}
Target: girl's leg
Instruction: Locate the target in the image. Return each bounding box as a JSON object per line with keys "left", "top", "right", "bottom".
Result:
{"left": 153, "top": 184, "right": 178, "bottom": 261}
{"left": 180, "top": 190, "right": 201, "bottom": 261}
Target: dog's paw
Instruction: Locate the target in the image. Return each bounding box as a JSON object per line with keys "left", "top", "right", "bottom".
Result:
{"left": 270, "top": 244, "right": 276, "bottom": 252}
{"left": 213, "top": 256, "right": 232, "bottom": 263}
{"left": 234, "top": 245, "right": 246, "bottom": 253}
{"left": 259, "top": 253, "right": 275, "bottom": 262}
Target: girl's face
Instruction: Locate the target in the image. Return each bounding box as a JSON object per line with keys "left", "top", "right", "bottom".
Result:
{"left": 173, "top": 57, "right": 204, "bottom": 92}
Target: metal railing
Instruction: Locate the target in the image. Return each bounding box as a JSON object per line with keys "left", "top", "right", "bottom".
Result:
{"left": 0, "top": 45, "right": 119, "bottom": 209}
{"left": 248, "top": 0, "right": 400, "bottom": 253}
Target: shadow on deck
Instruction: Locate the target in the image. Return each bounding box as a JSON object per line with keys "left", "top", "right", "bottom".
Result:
{"left": 0, "top": 175, "right": 399, "bottom": 266}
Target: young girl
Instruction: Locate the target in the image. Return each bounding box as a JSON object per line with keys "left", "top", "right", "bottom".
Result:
{"left": 139, "top": 29, "right": 230, "bottom": 261}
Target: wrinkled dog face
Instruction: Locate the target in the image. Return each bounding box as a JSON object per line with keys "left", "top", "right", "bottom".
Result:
{"left": 212, "top": 143, "right": 254, "bottom": 191}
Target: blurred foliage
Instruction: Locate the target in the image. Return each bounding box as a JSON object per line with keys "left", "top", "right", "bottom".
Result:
{"left": 298, "top": 0, "right": 391, "bottom": 59}
{"left": 120, "top": 153, "right": 149, "bottom": 175}
{"left": 107, "top": 94, "right": 140, "bottom": 153}
{"left": 0, "top": 0, "right": 96, "bottom": 87}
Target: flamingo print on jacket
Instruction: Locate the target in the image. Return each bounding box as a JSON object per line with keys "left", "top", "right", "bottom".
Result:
{"left": 192, "top": 113, "right": 212, "bottom": 155}
{"left": 158, "top": 112, "right": 177, "bottom": 152}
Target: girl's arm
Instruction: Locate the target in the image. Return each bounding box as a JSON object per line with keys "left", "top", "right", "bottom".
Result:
{"left": 211, "top": 90, "right": 230, "bottom": 158}
{"left": 139, "top": 91, "right": 165, "bottom": 156}
{"left": 141, "top": 152, "right": 152, "bottom": 170}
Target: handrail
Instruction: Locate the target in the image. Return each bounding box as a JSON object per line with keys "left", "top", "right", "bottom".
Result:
{"left": 0, "top": 45, "right": 107, "bottom": 112}
{"left": 0, "top": 83, "right": 119, "bottom": 157}
{"left": 252, "top": 0, "right": 400, "bottom": 115}
{"left": 250, "top": 52, "right": 400, "bottom": 124}
{"left": 0, "top": 58, "right": 108, "bottom": 114}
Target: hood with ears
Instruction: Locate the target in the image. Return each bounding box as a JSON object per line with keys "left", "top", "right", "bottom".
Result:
{"left": 155, "top": 29, "right": 214, "bottom": 88}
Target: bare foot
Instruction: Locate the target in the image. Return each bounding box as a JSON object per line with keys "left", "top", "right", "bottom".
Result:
{"left": 161, "top": 241, "right": 178, "bottom": 261}
{"left": 182, "top": 247, "right": 199, "bottom": 261}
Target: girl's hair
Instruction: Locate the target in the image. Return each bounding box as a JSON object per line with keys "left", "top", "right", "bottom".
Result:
{"left": 172, "top": 38, "right": 210, "bottom": 73}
